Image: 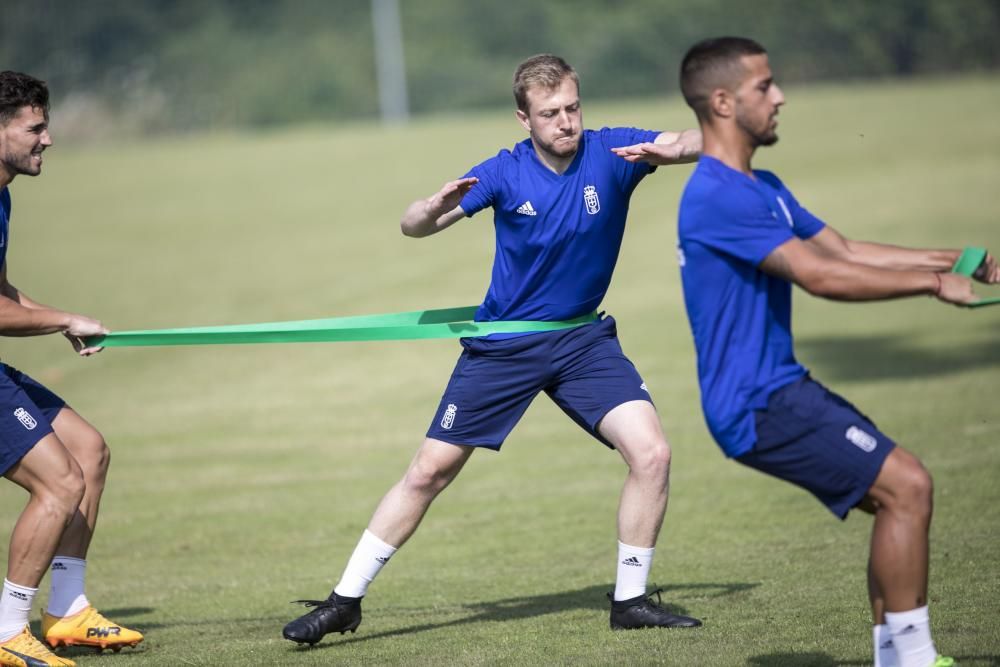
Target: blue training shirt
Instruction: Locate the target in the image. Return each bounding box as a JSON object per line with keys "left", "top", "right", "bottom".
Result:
{"left": 459, "top": 127, "right": 658, "bottom": 322}
{"left": 677, "top": 156, "right": 826, "bottom": 457}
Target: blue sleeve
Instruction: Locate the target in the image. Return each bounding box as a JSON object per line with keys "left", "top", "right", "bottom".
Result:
{"left": 757, "top": 171, "right": 826, "bottom": 240}
{"left": 598, "top": 127, "right": 660, "bottom": 193}
{"left": 458, "top": 153, "right": 502, "bottom": 217}
{"left": 688, "top": 183, "right": 795, "bottom": 267}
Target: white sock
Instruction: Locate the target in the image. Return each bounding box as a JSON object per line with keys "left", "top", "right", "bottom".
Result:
{"left": 333, "top": 530, "right": 398, "bottom": 599}
{"left": 46, "top": 556, "right": 90, "bottom": 618}
{"left": 885, "top": 606, "right": 937, "bottom": 667}
{"left": 0, "top": 579, "right": 36, "bottom": 642}
{"left": 874, "top": 623, "right": 898, "bottom": 667}
{"left": 613, "top": 542, "right": 654, "bottom": 602}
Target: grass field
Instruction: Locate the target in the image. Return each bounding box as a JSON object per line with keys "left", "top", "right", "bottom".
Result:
{"left": 1, "top": 75, "right": 998, "bottom": 666}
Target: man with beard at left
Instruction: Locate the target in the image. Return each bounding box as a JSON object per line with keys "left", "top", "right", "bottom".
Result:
{"left": 0, "top": 71, "right": 143, "bottom": 667}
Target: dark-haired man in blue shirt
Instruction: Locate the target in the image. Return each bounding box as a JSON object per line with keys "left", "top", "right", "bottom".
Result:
{"left": 618, "top": 36, "right": 998, "bottom": 667}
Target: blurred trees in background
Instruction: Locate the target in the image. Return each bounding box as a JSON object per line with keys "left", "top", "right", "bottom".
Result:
{"left": 2, "top": 0, "right": 998, "bottom": 137}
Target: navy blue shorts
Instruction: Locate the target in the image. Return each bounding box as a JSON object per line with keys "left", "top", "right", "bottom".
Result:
{"left": 426, "top": 316, "right": 651, "bottom": 450}
{"left": 0, "top": 364, "right": 65, "bottom": 475}
{"left": 736, "top": 375, "right": 895, "bottom": 519}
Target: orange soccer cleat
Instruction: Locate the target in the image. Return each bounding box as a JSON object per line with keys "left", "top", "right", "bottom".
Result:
{"left": 42, "top": 606, "right": 142, "bottom": 652}
{"left": 0, "top": 626, "right": 75, "bottom": 666}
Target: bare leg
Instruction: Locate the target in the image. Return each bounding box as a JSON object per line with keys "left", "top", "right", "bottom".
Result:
{"left": 282, "top": 438, "right": 476, "bottom": 644}
{"left": 862, "top": 447, "right": 933, "bottom": 613}
{"left": 4, "top": 434, "right": 85, "bottom": 587}
{"left": 596, "top": 401, "right": 700, "bottom": 627}
{"left": 49, "top": 408, "right": 109, "bottom": 559}
{"left": 367, "top": 438, "right": 475, "bottom": 547}
{"left": 867, "top": 557, "right": 885, "bottom": 624}
{"left": 597, "top": 401, "right": 672, "bottom": 547}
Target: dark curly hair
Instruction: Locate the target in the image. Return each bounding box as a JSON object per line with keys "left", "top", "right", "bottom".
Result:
{"left": 0, "top": 71, "right": 49, "bottom": 126}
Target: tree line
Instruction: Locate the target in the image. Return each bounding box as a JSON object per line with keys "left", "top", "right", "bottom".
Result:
{"left": 2, "top": 0, "right": 997, "bottom": 136}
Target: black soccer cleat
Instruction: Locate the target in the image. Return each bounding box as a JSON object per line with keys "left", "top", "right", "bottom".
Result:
{"left": 282, "top": 593, "right": 363, "bottom": 645}
{"left": 608, "top": 588, "right": 702, "bottom": 630}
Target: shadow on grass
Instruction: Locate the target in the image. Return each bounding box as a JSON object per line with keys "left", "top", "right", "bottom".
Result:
{"left": 750, "top": 653, "right": 999, "bottom": 667}
{"left": 291, "top": 581, "right": 757, "bottom": 652}
{"left": 748, "top": 653, "right": 864, "bottom": 666}
{"left": 796, "top": 328, "right": 1000, "bottom": 382}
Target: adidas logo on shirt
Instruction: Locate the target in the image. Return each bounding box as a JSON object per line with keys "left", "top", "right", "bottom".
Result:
{"left": 516, "top": 201, "right": 537, "bottom": 216}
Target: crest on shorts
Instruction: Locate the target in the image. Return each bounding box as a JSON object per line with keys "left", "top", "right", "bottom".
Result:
{"left": 440, "top": 403, "right": 457, "bottom": 430}
{"left": 13, "top": 407, "right": 37, "bottom": 430}
{"left": 583, "top": 185, "right": 600, "bottom": 215}
{"left": 845, "top": 425, "right": 876, "bottom": 452}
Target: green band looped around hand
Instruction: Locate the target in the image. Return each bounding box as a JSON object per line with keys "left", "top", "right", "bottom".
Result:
{"left": 951, "top": 247, "right": 986, "bottom": 277}
{"left": 84, "top": 307, "right": 599, "bottom": 348}
{"left": 951, "top": 247, "right": 1000, "bottom": 308}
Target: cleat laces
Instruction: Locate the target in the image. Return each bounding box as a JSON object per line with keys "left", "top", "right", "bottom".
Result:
{"left": 291, "top": 599, "right": 335, "bottom": 609}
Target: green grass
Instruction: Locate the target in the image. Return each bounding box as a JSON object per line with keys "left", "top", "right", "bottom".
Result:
{"left": 1, "top": 75, "right": 998, "bottom": 666}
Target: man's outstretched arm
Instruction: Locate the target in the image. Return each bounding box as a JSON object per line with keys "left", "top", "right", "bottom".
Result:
{"left": 610, "top": 129, "right": 702, "bottom": 165}
{"left": 0, "top": 267, "right": 107, "bottom": 354}
{"left": 400, "top": 177, "right": 479, "bottom": 238}
{"left": 805, "top": 226, "right": 1000, "bottom": 283}
{"left": 760, "top": 235, "right": 979, "bottom": 305}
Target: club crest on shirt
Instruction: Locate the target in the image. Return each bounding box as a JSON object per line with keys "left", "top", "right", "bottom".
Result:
{"left": 583, "top": 185, "right": 600, "bottom": 215}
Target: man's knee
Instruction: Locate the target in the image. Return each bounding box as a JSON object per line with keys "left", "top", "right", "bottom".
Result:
{"left": 62, "top": 422, "right": 111, "bottom": 479}
{"left": 404, "top": 460, "right": 453, "bottom": 496}
{"left": 36, "top": 464, "right": 86, "bottom": 523}
{"left": 402, "top": 441, "right": 469, "bottom": 496}
{"left": 897, "top": 457, "right": 933, "bottom": 512}
{"left": 78, "top": 433, "right": 110, "bottom": 480}
{"left": 626, "top": 438, "right": 672, "bottom": 479}
{"left": 875, "top": 448, "right": 934, "bottom": 516}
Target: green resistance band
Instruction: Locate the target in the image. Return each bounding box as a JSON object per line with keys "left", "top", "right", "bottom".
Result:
{"left": 951, "top": 246, "right": 1000, "bottom": 308}
{"left": 84, "top": 306, "right": 598, "bottom": 348}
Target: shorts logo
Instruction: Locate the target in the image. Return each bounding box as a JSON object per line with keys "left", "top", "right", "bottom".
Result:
{"left": 676, "top": 244, "right": 686, "bottom": 267}
{"left": 639, "top": 382, "right": 648, "bottom": 392}
{"left": 13, "top": 407, "right": 37, "bottom": 430}
{"left": 845, "top": 425, "right": 877, "bottom": 452}
{"left": 583, "top": 185, "right": 600, "bottom": 215}
{"left": 440, "top": 403, "right": 457, "bottom": 430}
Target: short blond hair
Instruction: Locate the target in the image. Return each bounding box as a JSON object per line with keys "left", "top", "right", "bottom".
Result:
{"left": 512, "top": 54, "right": 579, "bottom": 112}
